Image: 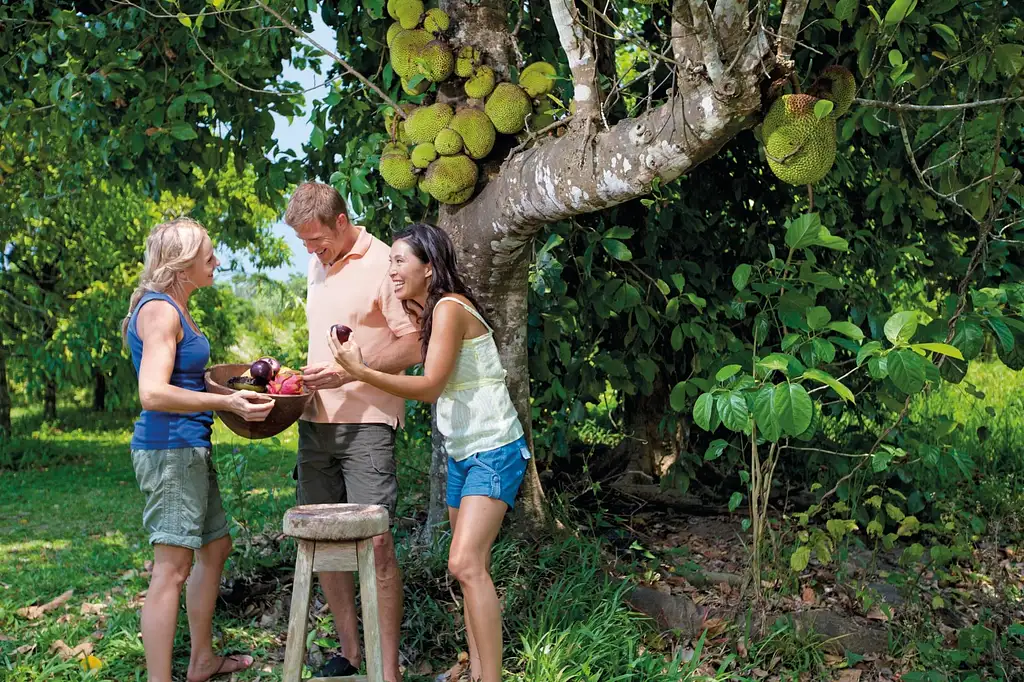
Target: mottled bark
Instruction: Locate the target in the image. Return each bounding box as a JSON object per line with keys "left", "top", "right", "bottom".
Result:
{"left": 549, "top": 0, "right": 601, "bottom": 123}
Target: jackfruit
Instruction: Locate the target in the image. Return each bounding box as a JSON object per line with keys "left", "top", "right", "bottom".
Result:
{"left": 519, "top": 62, "right": 556, "bottom": 98}
{"left": 382, "top": 141, "right": 408, "bottom": 156}
{"left": 808, "top": 65, "right": 856, "bottom": 118}
{"left": 411, "top": 142, "right": 438, "bottom": 168}
{"left": 384, "top": 104, "right": 415, "bottom": 141}
{"left": 379, "top": 149, "right": 418, "bottom": 190}
{"left": 390, "top": 29, "right": 432, "bottom": 80}
{"left": 419, "top": 40, "right": 455, "bottom": 82}
{"left": 763, "top": 94, "right": 837, "bottom": 186}
{"left": 455, "top": 46, "right": 481, "bottom": 78}
{"left": 402, "top": 77, "right": 429, "bottom": 96}
{"left": 386, "top": 22, "right": 403, "bottom": 47}
{"left": 485, "top": 83, "right": 532, "bottom": 134}
{"left": 386, "top": 0, "right": 400, "bottom": 19}
{"left": 404, "top": 103, "right": 454, "bottom": 144}
{"left": 393, "top": 0, "right": 424, "bottom": 29}
{"left": 530, "top": 97, "right": 561, "bottom": 130}
{"left": 434, "top": 128, "right": 464, "bottom": 155}
{"left": 448, "top": 107, "right": 496, "bottom": 159}
{"left": 420, "top": 154, "right": 478, "bottom": 204}
{"left": 464, "top": 66, "right": 496, "bottom": 99}
{"left": 423, "top": 8, "right": 449, "bottom": 35}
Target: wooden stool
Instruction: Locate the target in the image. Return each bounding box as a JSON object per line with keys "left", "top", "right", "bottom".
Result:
{"left": 282, "top": 503, "right": 389, "bottom": 682}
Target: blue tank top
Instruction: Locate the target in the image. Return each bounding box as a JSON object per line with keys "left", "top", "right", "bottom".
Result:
{"left": 126, "top": 292, "right": 214, "bottom": 450}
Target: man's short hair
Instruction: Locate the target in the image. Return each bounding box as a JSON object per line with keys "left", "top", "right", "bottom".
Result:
{"left": 284, "top": 182, "right": 348, "bottom": 229}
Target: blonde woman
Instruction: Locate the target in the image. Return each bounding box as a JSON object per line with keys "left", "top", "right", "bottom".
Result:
{"left": 122, "top": 218, "right": 273, "bottom": 682}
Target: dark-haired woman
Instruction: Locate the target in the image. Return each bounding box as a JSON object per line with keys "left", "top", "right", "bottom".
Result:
{"left": 328, "top": 222, "right": 529, "bottom": 682}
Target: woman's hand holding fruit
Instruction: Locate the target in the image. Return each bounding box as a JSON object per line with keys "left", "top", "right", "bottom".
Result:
{"left": 327, "top": 327, "right": 366, "bottom": 378}
{"left": 223, "top": 390, "right": 274, "bottom": 422}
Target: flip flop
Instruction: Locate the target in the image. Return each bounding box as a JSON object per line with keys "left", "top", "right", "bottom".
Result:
{"left": 187, "top": 653, "right": 255, "bottom": 682}
{"left": 318, "top": 655, "right": 359, "bottom": 677}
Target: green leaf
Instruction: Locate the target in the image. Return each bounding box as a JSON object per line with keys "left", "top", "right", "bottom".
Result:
{"left": 790, "top": 546, "right": 811, "bottom": 572}
{"left": 716, "top": 391, "right": 749, "bottom": 432}
{"left": 693, "top": 393, "right": 715, "bottom": 432}
{"left": 802, "top": 369, "right": 855, "bottom": 403}
{"left": 888, "top": 49, "right": 904, "bottom": 66}
{"left": 704, "top": 439, "right": 728, "bottom": 461}
{"left": 670, "top": 325, "right": 683, "bottom": 351}
{"left": 826, "top": 519, "right": 851, "bottom": 540}
{"left": 784, "top": 213, "right": 823, "bottom": 250}
{"left": 910, "top": 342, "right": 963, "bottom": 360}
{"left": 993, "top": 44, "right": 1024, "bottom": 76}
{"left": 654, "top": 279, "right": 670, "bottom": 296}
{"left": 774, "top": 383, "right": 813, "bottom": 436}
{"left": 806, "top": 306, "right": 831, "bottom": 330}
{"left": 716, "top": 364, "right": 742, "bottom": 382}
{"left": 884, "top": 0, "right": 915, "bottom": 25}
{"left": 988, "top": 318, "right": 1014, "bottom": 353}
{"left": 867, "top": 355, "right": 888, "bottom": 379}
{"left": 169, "top": 121, "right": 198, "bottom": 141}
{"left": 872, "top": 447, "right": 897, "bottom": 472}
{"left": 888, "top": 349, "right": 928, "bottom": 394}
{"left": 757, "top": 353, "right": 793, "bottom": 375}
{"left": 867, "top": 4, "right": 882, "bottom": 24}
{"left": 884, "top": 311, "right": 919, "bottom": 346}
{"left": 752, "top": 387, "right": 783, "bottom": 442}
{"left": 601, "top": 239, "right": 632, "bottom": 261}
{"left": 310, "top": 126, "right": 326, "bottom": 151}
{"left": 828, "top": 321, "right": 865, "bottom": 341}
{"left": 732, "top": 264, "right": 752, "bottom": 291}
{"left": 603, "top": 225, "right": 634, "bottom": 240}
{"left": 885, "top": 503, "right": 905, "bottom": 523}
{"left": 834, "top": 0, "right": 857, "bottom": 22}
{"left": 670, "top": 273, "right": 685, "bottom": 291}
{"left": 932, "top": 23, "right": 959, "bottom": 48}
{"left": 728, "top": 491, "right": 743, "bottom": 513}
{"left": 867, "top": 519, "right": 884, "bottom": 538}
{"left": 177, "top": 12, "right": 193, "bottom": 28}
{"left": 669, "top": 382, "right": 688, "bottom": 412}
{"left": 951, "top": 321, "right": 985, "bottom": 360}
{"left": 814, "top": 99, "right": 834, "bottom": 120}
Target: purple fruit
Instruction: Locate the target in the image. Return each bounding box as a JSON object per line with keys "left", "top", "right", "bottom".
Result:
{"left": 258, "top": 356, "right": 281, "bottom": 379}
{"left": 250, "top": 359, "right": 273, "bottom": 381}
{"left": 331, "top": 324, "right": 352, "bottom": 343}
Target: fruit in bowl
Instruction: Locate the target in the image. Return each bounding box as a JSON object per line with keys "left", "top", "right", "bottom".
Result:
{"left": 225, "top": 357, "right": 306, "bottom": 396}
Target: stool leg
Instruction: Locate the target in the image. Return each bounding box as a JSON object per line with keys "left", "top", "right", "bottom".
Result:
{"left": 282, "top": 539, "right": 315, "bottom": 682}
{"left": 357, "top": 537, "right": 384, "bottom": 682}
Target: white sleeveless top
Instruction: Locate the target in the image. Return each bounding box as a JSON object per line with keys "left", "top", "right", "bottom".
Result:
{"left": 435, "top": 297, "right": 525, "bottom": 462}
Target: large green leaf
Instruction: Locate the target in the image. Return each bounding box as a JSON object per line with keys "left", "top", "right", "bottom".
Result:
{"left": 716, "top": 391, "right": 749, "bottom": 432}
{"left": 601, "top": 239, "right": 632, "bottom": 261}
{"left": 884, "top": 0, "right": 916, "bottom": 25}
{"left": 802, "top": 369, "right": 855, "bottom": 403}
{"left": 828, "top": 321, "right": 865, "bottom": 341}
{"left": 806, "top": 306, "right": 831, "bottom": 330}
{"left": 774, "top": 382, "right": 813, "bottom": 436}
{"left": 884, "top": 311, "right": 919, "bottom": 346}
{"left": 693, "top": 392, "right": 716, "bottom": 431}
{"left": 887, "top": 349, "right": 928, "bottom": 394}
{"left": 752, "top": 386, "right": 783, "bottom": 442}
{"left": 732, "top": 264, "right": 752, "bottom": 291}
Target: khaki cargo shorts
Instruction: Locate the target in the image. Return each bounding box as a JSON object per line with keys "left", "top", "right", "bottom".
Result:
{"left": 295, "top": 421, "right": 398, "bottom": 521}
{"left": 130, "top": 446, "right": 230, "bottom": 550}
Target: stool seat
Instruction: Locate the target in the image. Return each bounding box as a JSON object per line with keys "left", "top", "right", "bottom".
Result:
{"left": 283, "top": 503, "right": 389, "bottom": 541}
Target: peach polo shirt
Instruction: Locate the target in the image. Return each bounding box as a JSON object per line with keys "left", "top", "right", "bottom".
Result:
{"left": 301, "top": 226, "right": 418, "bottom": 427}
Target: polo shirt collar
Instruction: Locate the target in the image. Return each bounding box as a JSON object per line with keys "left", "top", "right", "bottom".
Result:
{"left": 328, "top": 225, "right": 372, "bottom": 269}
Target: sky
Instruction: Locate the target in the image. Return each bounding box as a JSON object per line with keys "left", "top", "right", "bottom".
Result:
{"left": 215, "top": 13, "right": 337, "bottom": 282}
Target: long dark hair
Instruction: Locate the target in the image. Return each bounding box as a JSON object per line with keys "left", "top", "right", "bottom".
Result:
{"left": 393, "top": 222, "right": 490, "bottom": 360}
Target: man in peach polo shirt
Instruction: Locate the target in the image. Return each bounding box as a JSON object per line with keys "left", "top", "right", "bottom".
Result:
{"left": 285, "top": 182, "right": 421, "bottom": 682}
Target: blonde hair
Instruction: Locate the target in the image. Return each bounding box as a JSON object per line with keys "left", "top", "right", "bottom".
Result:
{"left": 284, "top": 182, "right": 348, "bottom": 229}
{"left": 121, "top": 217, "right": 208, "bottom": 341}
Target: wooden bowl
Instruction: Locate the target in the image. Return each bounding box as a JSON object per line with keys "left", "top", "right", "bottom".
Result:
{"left": 204, "top": 363, "right": 315, "bottom": 440}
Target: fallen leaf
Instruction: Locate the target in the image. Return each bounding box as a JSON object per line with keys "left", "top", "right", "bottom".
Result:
{"left": 120, "top": 570, "right": 138, "bottom": 581}
{"left": 802, "top": 586, "right": 816, "bottom": 604}
{"left": 835, "top": 670, "right": 862, "bottom": 682}
{"left": 80, "top": 602, "right": 106, "bottom": 616}
{"left": 80, "top": 654, "right": 103, "bottom": 670}
{"left": 14, "top": 643, "right": 36, "bottom": 655}
{"left": 17, "top": 589, "right": 74, "bottom": 620}
{"left": 56, "top": 614, "right": 72, "bottom": 625}
{"left": 91, "top": 630, "right": 105, "bottom": 640}
{"left": 0, "top": 634, "right": 13, "bottom": 642}
{"left": 866, "top": 605, "right": 891, "bottom": 622}
{"left": 49, "top": 639, "right": 94, "bottom": 661}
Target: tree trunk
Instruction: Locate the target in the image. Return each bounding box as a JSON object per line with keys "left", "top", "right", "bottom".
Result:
{"left": 43, "top": 379, "right": 57, "bottom": 423}
{"left": 93, "top": 371, "right": 106, "bottom": 412}
{"left": 622, "top": 379, "right": 680, "bottom": 481}
{"left": 0, "top": 348, "right": 11, "bottom": 436}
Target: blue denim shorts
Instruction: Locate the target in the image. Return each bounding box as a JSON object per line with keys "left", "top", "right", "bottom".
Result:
{"left": 446, "top": 436, "right": 531, "bottom": 510}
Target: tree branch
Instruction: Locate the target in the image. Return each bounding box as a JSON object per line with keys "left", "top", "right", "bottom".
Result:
{"left": 686, "top": 0, "right": 727, "bottom": 86}
{"left": 856, "top": 94, "right": 1024, "bottom": 112}
{"left": 776, "top": 0, "right": 809, "bottom": 62}
{"left": 253, "top": 0, "right": 405, "bottom": 116}
{"left": 549, "top": 0, "right": 602, "bottom": 123}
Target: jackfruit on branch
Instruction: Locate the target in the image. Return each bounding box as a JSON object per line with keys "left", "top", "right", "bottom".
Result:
{"left": 420, "top": 154, "right": 478, "bottom": 204}
{"left": 808, "top": 66, "right": 856, "bottom": 118}
{"left": 393, "top": 0, "right": 424, "bottom": 29}
{"left": 411, "top": 142, "right": 438, "bottom": 168}
{"left": 418, "top": 40, "right": 454, "bottom": 82}
{"left": 379, "top": 149, "right": 418, "bottom": 191}
{"left": 390, "top": 29, "right": 432, "bottom": 80}
{"left": 386, "top": 22, "right": 403, "bottom": 47}
{"left": 464, "top": 66, "right": 495, "bottom": 99}
{"left": 404, "top": 103, "right": 454, "bottom": 144}
{"left": 448, "top": 107, "right": 496, "bottom": 159}
{"left": 484, "top": 83, "right": 532, "bottom": 134}
{"left": 455, "top": 46, "right": 482, "bottom": 78}
{"left": 519, "top": 62, "right": 556, "bottom": 98}
{"left": 434, "top": 128, "right": 464, "bottom": 155}
{"left": 763, "top": 94, "right": 837, "bottom": 186}
{"left": 423, "top": 8, "right": 449, "bottom": 35}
